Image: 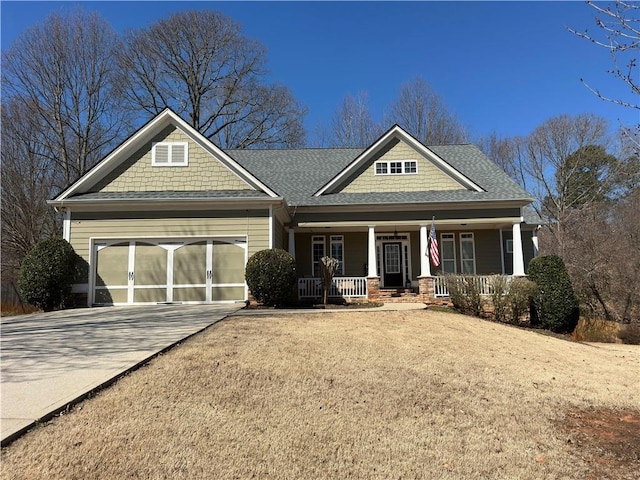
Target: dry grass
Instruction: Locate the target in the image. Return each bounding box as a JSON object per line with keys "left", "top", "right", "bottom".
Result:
{"left": 2, "top": 310, "right": 639, "bottom": 479}
{"left": 0, "top": 302, "right": 40, "bottom": 317}
{"left": 572, "top": 317, "right": 622, "bottom": 343}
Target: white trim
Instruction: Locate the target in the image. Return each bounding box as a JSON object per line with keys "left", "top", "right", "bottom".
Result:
{"left": 532, "top": 228, "right": 539, "bottom": 257}
{"left": 512, "top": 222, "right": 525, "bottom": 276}
{"left": 63, "top": 209, "right": 71, "bottom": 241}
{"left": 374, "top": 159, "right": 418, "bottom": 176}
{"left": 367, "top": 226, "right": 377, "bottom": 277}
{"left": 311, "top": 235, "right": 326, "bottom": 278}
{"left": 314, "top": 125, "right": 484, "bottom": 196}
{"left": 440, "top": 232, "right": 456, "bottom": 274}
{"left": 52, "top": 109, "right": 279, "bottom": 202}
{"left": 296, "top": 217, "right": 524, "bottom": 229}
{"left": 375, "top": 232, "right": 412, "bottom": 288}
{"left": 419, "top": 224, "right": 431, "bottom": 277}
{"left": 151, "top": 141, "right": 188, "bottom": 166}
{"left": 329, "top": 234, "right": 345, "bottom": 276}
{"left": 459, "top": 232, "right": 476, "bottom": 274}
{"left": 268, "top": 205, "right": 274, "bottom": 249}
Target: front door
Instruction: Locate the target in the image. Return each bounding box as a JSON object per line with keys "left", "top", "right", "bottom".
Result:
{"left": 383, "top": 242, "right": 403, "bottom": 287}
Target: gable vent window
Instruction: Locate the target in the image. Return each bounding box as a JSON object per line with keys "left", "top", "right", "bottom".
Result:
{"left": 374, "top": 160, "right": 418, "bottom": 175}
{"left": 152, "top": 142, "right": 188, "bottom": 166}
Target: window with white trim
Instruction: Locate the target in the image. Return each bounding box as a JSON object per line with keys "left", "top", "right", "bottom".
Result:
{"left": 460, "top": 233, "right": 476, "bottom": 274}
{"left": 374, "top": 160, "right": 418, "bottom": 175}
{"left": 330, "top": 235, "right": 344, "bottom": 276}
{"left": 152, "top": 142, "right": 188, "bottom": 166}
{"left": 312, "top": 236, "right": 326, "bottom": 277}
{"left": 441, "top": 233, "right": 456, "bottom": 273}
{"left": 506, "top": 239, "right": 514, "bottom": 254}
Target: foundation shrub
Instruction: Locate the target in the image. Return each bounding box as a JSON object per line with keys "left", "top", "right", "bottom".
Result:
{"left": 245, "top": 249, "right": 296, "bottom": 307}
{"left": 507, "top": 277, "right": 537, "bottom": 324}
{"left": 18, "top": 237, "right": 77, "bottom": 312}
{"left": 446, "top": 275, "right": 483, "bottom": 317}
{"left": 527, "top": 255, "right": 580, "bottom": 333}
{"left": 490, "top": 275, "right": 509, "bottom": 322}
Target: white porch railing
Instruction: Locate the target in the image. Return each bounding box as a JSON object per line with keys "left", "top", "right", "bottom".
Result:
{"left": 433, "top": 275, "right": 513, "bottom": 298}
{"left": 298, "top": 277, "right": 368, "bottom": 298}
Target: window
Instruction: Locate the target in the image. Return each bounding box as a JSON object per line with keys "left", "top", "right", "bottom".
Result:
{"left": 330, "top": 235, "right": 344, "bottom": 276}
{"left": 374, "top": 160, "right": 419, "bottom": 175}
{"left": 390, "top": 161, "right": 403, "bottom": 174}
{"left": 152, "top": 142, "right": 188, "bottom": 166}
{"left": 312, "top": 236, "right": 325, "bottom": 277}
{"left": 440, "top": 233, "right": 456, "bottom": 273}
{"left": 460, "top": 233, "right": 476, "bottom": 274}
{"left": 506, "top": 239, "right": 514, "bottom": 254}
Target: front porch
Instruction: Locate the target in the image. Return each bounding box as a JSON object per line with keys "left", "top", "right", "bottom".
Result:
{"left": 297, "top": 274, "right": 515, "bottom": 303}
{"left": 288, "top": 216, "right": 537, "bottom": 303}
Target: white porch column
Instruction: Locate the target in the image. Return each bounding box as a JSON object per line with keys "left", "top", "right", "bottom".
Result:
{"left": 531, "top": 228, "right": 539, "bottom": 258}
{"left": 419, "top": 224, "right": 431, "bottom": 277}
{"left": 288, "top": 228, "right": 296, "bottom": 259}
{"left": 367, "top": 225, "right": 378, "bottom": 277}
{"left": 512, "top": 222, "right": 525, "bottom": 276}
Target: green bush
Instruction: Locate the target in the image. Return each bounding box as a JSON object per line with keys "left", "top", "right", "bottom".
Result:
{"left": 527, "top": 255, "right": 580, "bottom": 333}
{"left": 446, "top": 275, "right": 483, "bottom": 317}
{"left": 245, "top": 249, "right": 296, "bottom": 307}
{"left": 18, "top": 237, "right": 78, "bottom": 311}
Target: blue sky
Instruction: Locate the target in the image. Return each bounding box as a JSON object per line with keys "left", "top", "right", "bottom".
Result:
{"left": 2, "top": 1, "right": 637, "bottom": 142}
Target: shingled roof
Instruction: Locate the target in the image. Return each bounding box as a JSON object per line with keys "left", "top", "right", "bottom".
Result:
{"left": 228, "top": 144, "right": 534, "bottom": 206}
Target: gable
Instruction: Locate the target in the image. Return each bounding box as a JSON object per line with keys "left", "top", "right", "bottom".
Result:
{"left": 338, "top": 138, "right": 466, "bottom": 194}
{"left": 90, "top": 125, "right": 252, "bottom": 193}
{"left": 314, "top": 125, "right": 483, "bottom": 197}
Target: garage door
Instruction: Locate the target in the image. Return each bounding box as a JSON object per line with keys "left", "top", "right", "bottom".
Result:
{"left": 93, "top": 238, "right": 247, "bottom": 305}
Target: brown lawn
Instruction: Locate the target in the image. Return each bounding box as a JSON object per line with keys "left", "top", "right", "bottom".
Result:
{"left": 2, "top": 310, "right": 639, "bottom": 479}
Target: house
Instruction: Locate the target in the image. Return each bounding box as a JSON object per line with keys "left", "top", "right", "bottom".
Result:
{"left": 49, "top": 109, "right": 541, "bottom": 306}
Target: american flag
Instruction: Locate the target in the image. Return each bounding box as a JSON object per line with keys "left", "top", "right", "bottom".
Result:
{"left": 429, "top": 217, "right": 440, "bottom": 267}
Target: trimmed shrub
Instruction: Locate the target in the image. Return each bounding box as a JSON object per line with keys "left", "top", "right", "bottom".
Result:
{"left": 527, "top": 255, "right": 580, "bottom": 333}
{"left": 18, "top": 237, "right": 77, "bottom": 311}
{"left": 446, "top": 275, "right": 483, "bottom": 317}
{"left": 245, "top": 249, "right": 296, "bottom": 307}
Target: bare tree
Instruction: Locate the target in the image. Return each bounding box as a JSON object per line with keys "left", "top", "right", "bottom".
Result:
{"left": 562, "top": 191, "right": 640, "bottom": 323}
{"left": 568, "top": 0, "right": 639, "bottom": 111}
{"left": 2, "top": 9, "right": 127, "bottom": 189}
{"left": 1, "top": 100, "right": 59, "bottom": 281}
{"left": 387, "top": 77, "right": 467, "bottom": 145}
{"left": 329, "top": 92, "right": 383, "bottom": 148}
{"left": 117, "top": 10, "right": 306, "bottom": 148}
{"left": 475, "top": 131, "right": 526, "bottom": 184}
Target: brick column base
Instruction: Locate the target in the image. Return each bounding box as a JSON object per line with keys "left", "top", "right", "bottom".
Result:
{"left": 367, "top": 277, "right": 380, "bottom": 301}
{"left": 418, "top": 276, "right": 436, "bottom": 303}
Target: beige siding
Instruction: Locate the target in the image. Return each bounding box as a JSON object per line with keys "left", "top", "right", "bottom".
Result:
{"left": 340, "top": 139, "right": 466, "bottom": 193}
{"left": 70, "top": 210, "right": 269, "bottom": 282}
{"left": 92, "top": 125, "right": 252, "bottom": 193}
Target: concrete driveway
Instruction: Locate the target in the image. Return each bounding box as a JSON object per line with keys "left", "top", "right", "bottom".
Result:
{"left": 1, "top": 304, "right": 240, "bottom": 445}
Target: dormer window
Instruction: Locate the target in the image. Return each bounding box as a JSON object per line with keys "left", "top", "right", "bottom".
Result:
{"left": 152, "top": 142, "right": 188, "bottom": 166}
{"left": 374, "top": 160, "right": 418, "bottom": 175}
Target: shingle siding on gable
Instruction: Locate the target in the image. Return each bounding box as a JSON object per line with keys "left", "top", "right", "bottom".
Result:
{"left": 340, "top": 139, "right": 465, "bottom": 193}
{"left": 91, "top": 125, "right": 252, "bottom": 193}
